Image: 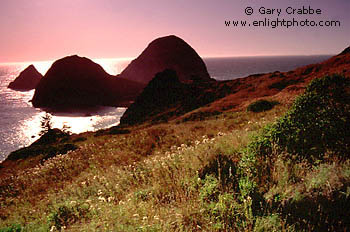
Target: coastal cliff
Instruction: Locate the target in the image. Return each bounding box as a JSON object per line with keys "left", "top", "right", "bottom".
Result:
{"left": 119, "top": 46, "right": 350, "bottom": 125}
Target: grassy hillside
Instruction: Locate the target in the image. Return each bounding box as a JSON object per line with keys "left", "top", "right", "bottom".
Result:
{"left": 1, "top": 75, "right": 350, "bottom": 231}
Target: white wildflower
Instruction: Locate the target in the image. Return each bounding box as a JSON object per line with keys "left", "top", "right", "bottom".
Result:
{"left": 70, "top": 201, "right": 77, "bottom": 205}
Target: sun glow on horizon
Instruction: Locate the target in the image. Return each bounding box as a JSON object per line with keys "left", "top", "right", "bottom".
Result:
{"left": 93, "top": 57, "right": 133, "bottom": 75}
{"left": 0, "top": 57, "right": 135, "bottom": 76}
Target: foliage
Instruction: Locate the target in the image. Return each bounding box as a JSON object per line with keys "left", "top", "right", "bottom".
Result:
{"left": 198, "top": 153, "right": 238, "bottom": 190}
{"left": 278, "top": 162, "right": 350, "bottom": 231}
{"left": 39, "top": 113, "right": 53, "bottom": 136}
{"left": 182, "top": 110, "right": 221, "bottom": 122}
{"left": 271, "top": 75, "right": 350, "bottom": 159}
{"left": 2, "top": 80, "right": 350, "bottom": 232}
{"left": 47, "top": 201, "right": 90, "bottom": 230}
{"left": 247, "top": 100, "right": 279, "bottom": 113}
{"left": 0, "top": 224, "right": 22, "bottom": 232}
{"left": 109, "top": 127, "right": 131, "bottom": 135}
{"left": 7, "top": 138, "right": 77, "bottom": 160}
{"left": 62, "top": 123, "right": 72, "bottom": 135}
{"left": 268, "top": 79, "right": 300, "bottom": 91}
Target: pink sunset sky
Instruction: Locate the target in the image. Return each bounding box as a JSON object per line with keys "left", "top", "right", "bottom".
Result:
{"left": 0, "top": 0, "right": 349, "bottom": 63}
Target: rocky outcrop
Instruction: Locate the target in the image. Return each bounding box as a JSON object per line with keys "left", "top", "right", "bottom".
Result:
{"left": 120, "top": 69, "right": 220, "bottom": 125}
{"left": 8, "top": 65, "right": 42, "bottom": 90}
{"left": 31, "top": 35, "right": 214, "bottom": 110}
{"left": 32, "top": 55, "right": 143, "bottom": 109}
{"left": 120, "top": 69, "right": 184, "bottom": 125}
{"left": 339, "top": 47, "right": 350, "bottom": 56}
{"left": 119, "top": 35, "right": 212, "bottom": 84}
{"left": 120, "top": 46, "right": 350, "bottom": 126}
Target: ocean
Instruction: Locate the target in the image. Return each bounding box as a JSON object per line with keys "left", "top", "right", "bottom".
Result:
{"left": 0, "top": 55, "right": 331, "bottom": 161}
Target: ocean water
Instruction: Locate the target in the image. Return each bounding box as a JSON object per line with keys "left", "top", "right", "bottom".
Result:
{"left": 204, "top": 55, "right": 331, "bottom": 80}
{"left": 0, "top": 55, "right": 331, "bottom": 161}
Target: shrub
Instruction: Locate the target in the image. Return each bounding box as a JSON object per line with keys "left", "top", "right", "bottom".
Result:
{"left": 0, "top": 224, "right": 22, "bottom": 232}
{"left": 199, "top": 175, "right": 220, "bottom": 203}
{"left": 254, "top": 214, "right": 288, "bottom": 232}
{"left": 109, "top": 126, "right": 131, "bottom": 135}
{"left": 39, "top": 113, "right": 53, "bottom": 136}
{"left": 268, "top": 79, "right": 300, "bottom": 91}
{"left": 198, "top": 153, "right": 238, "bottom": 190}
{"left": 47, "top": 202, "right": 90, "bottom": 230}
{"left": 247, "top": 100, "right": 279, "bottom": 113}
{"left": 281, "top": 185, "right": 350, "bottom": 231}
{"left": 7, "top": 142, "right": 78, "bottom": 160}
{"left": 73, "top": 137, "right": 87, "bottom": 142}
{"left": 271, "top": 75, "right": 350, "bottom": 159}
{"left": 182, "top": 110, "right": 221, "bottom": 122}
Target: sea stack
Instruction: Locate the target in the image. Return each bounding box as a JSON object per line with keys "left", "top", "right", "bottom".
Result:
{"left": 119, "top": 35, "right": 212, "bottom": 84}
{"left": 8, "top": 65, "right": 42, "bottom": 90}
{"left": 32, "top": 55, "right": 143, "bottom": 109}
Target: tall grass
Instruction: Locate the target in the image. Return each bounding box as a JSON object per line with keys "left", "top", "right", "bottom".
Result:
{"left": 1, "top": 74, "right": 350, "bottom": 232}
{"left": 1, "top": 106, "right": 285, "bottom": 231}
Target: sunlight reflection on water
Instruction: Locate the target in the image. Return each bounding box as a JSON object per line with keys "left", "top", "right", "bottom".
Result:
{"left": 0, "top": 59, "right": 131, "bottom": 161}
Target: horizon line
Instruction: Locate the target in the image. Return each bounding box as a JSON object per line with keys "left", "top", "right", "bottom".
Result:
{"left": 0, "top": 53, "right": 335, "bottom": 65}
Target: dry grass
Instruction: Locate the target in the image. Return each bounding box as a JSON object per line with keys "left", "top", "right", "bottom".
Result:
{"left": 1, "top": 101, "right": 349, "bottom": 231}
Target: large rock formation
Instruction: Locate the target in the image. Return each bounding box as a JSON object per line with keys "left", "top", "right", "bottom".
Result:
{"left": 120, "top": 69, "right": 220, "bottom": 125}
{"left": 119, "top": 46, "right": 350, "bottom": 126}
{"left": 32, "top": 55, "right": 143, "bottom": 109}
{"left": 8, "top": 65, "right": 42, "bottom": 90}
{"left": 120, "top": 69, "right": 184, "bottom": 125}
{"left": 119, "top": 35, "right": 212, "bottom": 84}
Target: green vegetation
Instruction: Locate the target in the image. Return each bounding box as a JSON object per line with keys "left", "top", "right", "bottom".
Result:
{"left": 1, "top": 75, "right": 350, "bottom": 231}
{"left": 272, "top": 75, "right": 350, "bottom": 159}
{"left": 268, "top": 79, "right": 300, "bottom": 91}
{"left": 6, "top": 129, "right": 77, "bottom": 161}
{"left": 247, "top": 100, "right": 279, "bottom": 113}
{"left": 253, "top": 75, "right": 350, "bottom": 160}
{"left": 39, "top": 113, "right": 53, "bottom": 136}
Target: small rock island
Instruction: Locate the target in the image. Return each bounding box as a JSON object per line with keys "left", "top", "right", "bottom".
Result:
{"left": 8, "top": 64, "right": 42, "bottom": 90}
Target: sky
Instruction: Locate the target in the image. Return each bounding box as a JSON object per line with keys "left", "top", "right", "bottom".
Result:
{"left": 0, "top": 0, "right": 349, "bottom": 62}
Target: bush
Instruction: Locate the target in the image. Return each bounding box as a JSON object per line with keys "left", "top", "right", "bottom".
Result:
{"left": 7, "top": 142, "right": 78, "bottom": 161}
{"left": 198, "top": 153, "right": 238, "bottom": 190}
{"left": 109, "top": 127, "right": 131, "bottom": 135}
{"left": 250, "top": 75, "right": 350, "bottom": 160}
{"left": 271, "top": 75, "right": 350, "bottom": 159}
{"left": 47, "top": 202, "right": 90, "bottom": 230}
{"left": 73, "top": 137, "right": 87, "bottom": 142}
{"left": 0, "top": 224, "right": 22, "bottom": 232}
{"left": 281, "top": 186, "right": 350, "bottom": 231}
{"left": 39, "top": 113, "right": 53, "bottom": 136}
{"left": 247, "top": 100, "right": 279, "bottom": 113}
{"left": 268, "top": 79, "right": 300, "bottom": 91}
